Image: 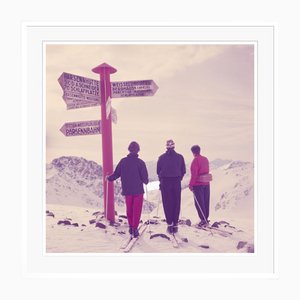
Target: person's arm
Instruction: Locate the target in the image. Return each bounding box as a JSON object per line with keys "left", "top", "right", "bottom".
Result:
{"left": 107, "top": 160, "right": 121, "bottom": 181}
{"left": 181, "top": 156, "right": 186, "bottom": 180}
{"left": 189, "top": 159, "right": 198, "bottom": 190}
{"left": 156, "top": 156, "right": 161, "bottom": 181}
{"left": 140, "top": 161, "right": 149, "bottom": 185}
{"left": 207, "top": 157, "right": 210, "bottom": 173}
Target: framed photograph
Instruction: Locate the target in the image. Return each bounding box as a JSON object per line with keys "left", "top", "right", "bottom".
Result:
{"left": 23, "top": 24, "right": 275, "bottom": 277}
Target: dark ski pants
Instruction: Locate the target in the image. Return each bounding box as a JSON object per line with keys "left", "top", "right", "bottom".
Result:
{"left": 160, "top": 177, "right": 181, "bottom": 225}
{"left": 193, "top": 185, "right": 210, "bottom": 221}
{"left": 125, "top": 194, "right": 143, "bottom": 229}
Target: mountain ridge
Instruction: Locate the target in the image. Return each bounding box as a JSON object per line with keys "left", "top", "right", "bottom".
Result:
{"left": 46, "top": 155, "right": 253, "bottom": 216}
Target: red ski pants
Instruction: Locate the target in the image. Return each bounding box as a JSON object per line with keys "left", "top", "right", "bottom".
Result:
{"left": 125, "top": 194, "right": 144, "bottom": 229}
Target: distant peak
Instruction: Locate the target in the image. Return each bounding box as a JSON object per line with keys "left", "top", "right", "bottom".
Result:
{"left": 225, "top": 160, "right": 253, "bottom": 170}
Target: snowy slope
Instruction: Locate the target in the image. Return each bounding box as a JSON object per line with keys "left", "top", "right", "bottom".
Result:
{"left": 46, "top": 157, "right": 254, "bottom": 253}
{"left": 212, "top": 161, "right": 254, "bottom": 216}
{"left": 46, "top": 156, "right": 107, "bottom": 208}
{"left": 46, "top": 203, "right": 253, "bottom": 253}
{"left": 182, "top": 160, "right": 254, "bottom": 241}
{"left": 181, "top": 161, "right": 254, "bottom": 218}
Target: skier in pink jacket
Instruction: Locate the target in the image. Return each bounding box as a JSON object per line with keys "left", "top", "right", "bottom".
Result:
{"left": 189, "top": 145, "right": 210, "bottom": 227}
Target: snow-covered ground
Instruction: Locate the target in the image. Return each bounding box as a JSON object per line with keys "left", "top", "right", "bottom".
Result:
{"left": 46, "top": 157, "right": 254, "bottom": 253}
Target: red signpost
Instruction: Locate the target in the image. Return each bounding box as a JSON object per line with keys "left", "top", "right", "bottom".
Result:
{"left": 92, "top": 63, "right": 117, "bottom": 222}
{"left": 58, "top": 62, "right": 158, "bottom": 223}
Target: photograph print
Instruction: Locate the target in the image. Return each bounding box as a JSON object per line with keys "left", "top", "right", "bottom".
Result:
{"left": 45, "top": 43, "right": 255, "bottom": 254}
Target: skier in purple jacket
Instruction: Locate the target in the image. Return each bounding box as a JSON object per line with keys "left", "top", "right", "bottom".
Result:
{"left": 107, "top": 141, "right": 149, "bottom": 238}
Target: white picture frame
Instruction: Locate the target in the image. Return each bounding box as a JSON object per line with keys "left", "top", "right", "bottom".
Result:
{"left": 22, "top": 24, "right": 275, "bottom": 278}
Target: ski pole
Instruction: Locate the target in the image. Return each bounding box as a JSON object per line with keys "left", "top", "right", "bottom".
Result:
{"left": 156, "top": 190, "right": 160, "bottom": 218}
{"left": 145, "top": 184, "right": 151, "bottom": 234}
{"left": 156, "top": 182, "right": 161, "bottom": 218}
{"left": 192, "top": 191, "right": 213, "bottom": 236}
{"left": 105, "top": 174, "right": 109, "bottom": 221}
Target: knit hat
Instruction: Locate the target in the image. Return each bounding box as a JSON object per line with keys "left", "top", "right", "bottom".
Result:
{"left": 128, "top": 141, "right": 140, "bottom": 153}
{"left": 166, "top": 139, "right": 175, "bottom": 149}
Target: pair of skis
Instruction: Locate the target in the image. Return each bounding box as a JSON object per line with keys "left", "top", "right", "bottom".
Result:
{"left": 195, "top": 224, "right": 233, "bottom": 237}
{"left": 168, "top": 233, "right": 180, "bottom": 248}
{"left": 120, "top": 223, "right": 148, "bottom": 253}
{"left": 169, "top": 233, "right": 181, "bottom": 248}
{"left": 121, "top": 227, "right": 182, "bottom": 252}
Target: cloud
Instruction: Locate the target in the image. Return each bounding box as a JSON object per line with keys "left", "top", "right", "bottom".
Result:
{"left": 46, "top": 44, "right": 227, "bottom": 81}
{"left": 46, "top": 44, "right": 254, "bottom": 164}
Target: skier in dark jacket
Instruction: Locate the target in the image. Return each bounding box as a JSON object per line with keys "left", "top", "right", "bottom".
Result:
{"left": 107, "top": 141, "right": 149, "bottom": 238}
{"left": 157, "top": 139, "right": 186, "bottom": 234}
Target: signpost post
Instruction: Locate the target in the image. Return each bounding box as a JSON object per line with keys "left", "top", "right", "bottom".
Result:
{"left": 92, "top": 63, "right": 117, "bottom": 222}
{"left": 58, "top": 63, "right": 158, "bottom": 223}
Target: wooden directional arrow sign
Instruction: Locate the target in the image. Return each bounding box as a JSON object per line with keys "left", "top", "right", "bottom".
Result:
{"left": 111, "top": 80, "right": 159, "bottom": 98}
{"left": 60, "top": 120, "right": 101, "bottom": 137}
{"left": 66, "top": 100, "right": 98, "bottom": 110}
{"left": 58, "top": 72, "right": 100, "bottom": 109}
{"left": 58, "top": 72, "right": 159, "bottom": 109}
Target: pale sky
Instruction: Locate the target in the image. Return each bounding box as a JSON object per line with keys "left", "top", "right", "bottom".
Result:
{"left": 46, "top": 44, "right": 254, "bottom": 165}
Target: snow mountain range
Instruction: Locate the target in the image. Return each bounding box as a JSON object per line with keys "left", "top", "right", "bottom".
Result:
{"left": 46, "top": 156, "right": 253, "bottom": 220}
